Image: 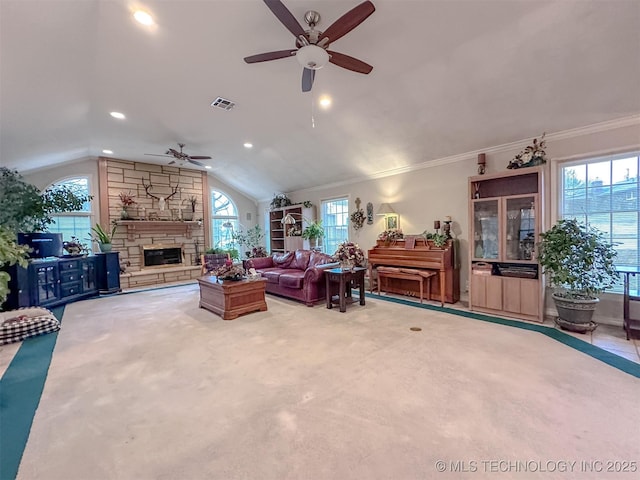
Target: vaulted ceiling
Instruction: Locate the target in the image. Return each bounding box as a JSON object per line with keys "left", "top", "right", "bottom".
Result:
{"left": 1, "top": 0, "right": 639, "bottom": 201}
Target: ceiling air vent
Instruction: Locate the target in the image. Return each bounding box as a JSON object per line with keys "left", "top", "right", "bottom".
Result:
{"left": 210, "top": 97, "right": 235, "bottom": 111}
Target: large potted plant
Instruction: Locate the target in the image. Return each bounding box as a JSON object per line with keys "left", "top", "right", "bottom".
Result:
{"left": 0, "top": 226, "right": 30, "bottom": 306}
{"left": 537, "top": 218, "right": 619, "bottom": 333}
{"left": 302, "top": 220, "right": 324, "bottom": 249}
{"left": 232, "top": 225, "right": 266, "bottom": 258}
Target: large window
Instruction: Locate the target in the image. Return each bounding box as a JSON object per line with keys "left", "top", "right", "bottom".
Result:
{"left": 560, "top": 152, "right": 640, "bottom": 293}
{"left": 211, "top": 190, "right": 238, "bottom": 249}
{"left": 47, "top": 176, "right": 92, "bottom": 245}
{"left": 321, "top": 197, "right": 349, "bottom": 256}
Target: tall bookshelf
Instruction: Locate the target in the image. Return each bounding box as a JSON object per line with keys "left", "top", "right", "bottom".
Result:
{"left": 269, "top": 205, "right": 316, "bottom": 254}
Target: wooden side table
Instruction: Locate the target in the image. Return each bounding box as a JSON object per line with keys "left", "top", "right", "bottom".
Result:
{"left": 325, "top": 267, "right": 366, "bottom": 313}
{"left": 618, "top": 266, "right": 640, "bottom": 339}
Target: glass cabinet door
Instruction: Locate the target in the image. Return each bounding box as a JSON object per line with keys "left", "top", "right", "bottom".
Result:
{"left": 504, "top": 196, "right": 536, "bottom": 261}
{"left": 472, "top": 199, "right": 499, "bottom": 259}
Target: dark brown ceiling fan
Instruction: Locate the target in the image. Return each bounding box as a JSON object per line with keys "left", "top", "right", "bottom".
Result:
{"left": 144, "top": 143, "right": 211, "bottom": 167}
{"left": 244, "top": 0, "right": 375, "bottom": 92}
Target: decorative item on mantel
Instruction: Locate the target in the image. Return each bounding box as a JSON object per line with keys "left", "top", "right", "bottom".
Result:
{"left": 119, "top": 191, "right": 137, "bottom": 219}
{"left": 142, "top": 177, "right": 179, "bottom": 211}
{"left": 350, "top": 197, "right": 365, "bottom": 231}
{"left": 366, "top": 202, "right": 374, "bottom": 224}
{"left": 507, "top": 132, "right": 547, "bottom": 169}
{"left": 182, "top": 195, "right": 197, "bottom": 221}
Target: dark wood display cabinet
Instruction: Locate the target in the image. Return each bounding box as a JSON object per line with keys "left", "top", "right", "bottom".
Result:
{"left": 2, "top": 253, "right": 121, "bottom": 310}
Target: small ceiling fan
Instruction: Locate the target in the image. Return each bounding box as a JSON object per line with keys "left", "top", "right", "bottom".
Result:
{"left": 145, "top": 143, "right": 212, "bottom": 167}
{"left": 244, "top": 0, "right": 375, "bottom": 92}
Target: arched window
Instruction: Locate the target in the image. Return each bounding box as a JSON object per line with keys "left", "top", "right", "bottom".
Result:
{"left": 211, "top": 190, "right": 239, "bottom": 249}
{"left": 46, "top": 176, "right": 92, "bottom": 245}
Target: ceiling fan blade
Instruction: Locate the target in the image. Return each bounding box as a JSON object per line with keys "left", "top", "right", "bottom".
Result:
{"left": 188, "top": 159, "right": 206, "bottom": 167}
{"left": 244, "top": 49, "right": 296, "bottom": 64}
{"left": 144, "top": 153, "right": 172, "bottom": 158}
{"left": 327, "top": 50, "right": 373, "bottom": 74}
{"left": 189, "top": 156, "right": 212, "bottom": 160}
{"left": 302, "top": 68, "right": 315, "bottom": 92}
{"left": 168, "top": 160, "right": 177, "bottom": 165}
{"left": 318, "top": 1, "right": 375, "bottom": 46}
{"left": 263, "top": 0, "right": 305, "bottom": 38}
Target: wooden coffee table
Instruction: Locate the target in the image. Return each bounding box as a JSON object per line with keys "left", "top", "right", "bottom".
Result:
{"left": 198, "top": 276, "right": 267, "bottom": 320}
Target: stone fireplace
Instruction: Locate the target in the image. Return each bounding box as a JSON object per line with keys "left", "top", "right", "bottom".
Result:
{"left": 101, "top": 158, "right": 207, "bottom": 289}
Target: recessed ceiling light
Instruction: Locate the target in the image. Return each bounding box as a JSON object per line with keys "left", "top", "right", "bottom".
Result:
{"left": 133, "top": 10, "right": 154, "bottom": 26}
{"left": 110, "top": 111, "right": 125, "bottom": 119}
{"left": 205, "top": 166, "right": 212, "bottom": 169}
{"left": 319, "top": 96, "right": 332, "bottom": 108}
{"left": 244, "top": 142, "right": 253, "bottom": 149}
{"left": 102, "top": 149, "right": 113, "bottom": 155}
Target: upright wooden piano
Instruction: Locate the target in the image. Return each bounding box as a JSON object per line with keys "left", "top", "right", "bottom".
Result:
{"left": 367, "top": 238, "right": 460, "bottom": 304}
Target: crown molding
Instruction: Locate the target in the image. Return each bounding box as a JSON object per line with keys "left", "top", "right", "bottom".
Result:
{"left": 286, "top": 114, "right": 640, "bottom": 198}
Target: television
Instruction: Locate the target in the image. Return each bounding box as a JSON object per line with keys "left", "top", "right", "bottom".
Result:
{"left": 17, "top": 232, "right": 63, "bottom": 259}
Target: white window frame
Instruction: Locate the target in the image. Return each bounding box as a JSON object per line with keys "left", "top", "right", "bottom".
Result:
{"left": 554, "top": 150, "right": 640, "bottom": 294}
{"left": 210, "top": 189, "right": 239, "bottom": 250}
{"left": 321, "top": 196, "right": 350, "bottom": 256}
{"left": 45, "top": 175, "right": 94, "bottom": 248}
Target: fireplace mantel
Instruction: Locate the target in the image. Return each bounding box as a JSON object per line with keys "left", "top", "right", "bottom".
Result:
{"left": 117, "top": 220, "right": 202, "bottom": 240}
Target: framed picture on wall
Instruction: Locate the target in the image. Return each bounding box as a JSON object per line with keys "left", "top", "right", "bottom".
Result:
{"left": 385, "top": 214, "right": 399, "bottom": 230}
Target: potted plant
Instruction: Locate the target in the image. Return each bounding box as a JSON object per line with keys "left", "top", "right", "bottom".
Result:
{"left": 90, "top": 223, "right": 117, "bottom": 252}
{"left": 302, "top": 220, "right": 324, "bottom": 248}
{"left": 232, "top": 225, "right": 266, "bottom": 258}
{"left": 270, "top": 193, "right": 292, "bottom": 210}
{"left": 423, "top": 231, "right": 448, "bottom": 248}
{"left": 0, "top": 167, "right": 92, "bottom": 233}
{"left": 119, "top": 191, "right": 136, "bottom": 219}
{"left": 537, "top": 218, "right": 619, "bottom": 333}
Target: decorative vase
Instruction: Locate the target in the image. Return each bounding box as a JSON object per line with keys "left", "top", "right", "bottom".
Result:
{"left": 120, "top": 208, "right": 129, "bottom": 220}
{"left": 182, "top": 210, "right": 194, "bottom": 221}
{"left": 99, "top": 243, "right": 112, "bottom": 253}
{"left": 340, "top": 259, "right": 353, "bottom": 271}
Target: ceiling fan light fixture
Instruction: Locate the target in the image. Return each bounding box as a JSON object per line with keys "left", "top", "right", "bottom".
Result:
{"left": 296, "top": 45, "right": 329, "bottom": 70}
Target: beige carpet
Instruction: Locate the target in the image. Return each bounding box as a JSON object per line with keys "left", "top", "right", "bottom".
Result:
{"left": 17, "top": 284, "right": 640, "bottom": 480}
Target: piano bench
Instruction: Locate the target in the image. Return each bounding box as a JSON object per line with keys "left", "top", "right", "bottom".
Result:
{"left": 376, "top": 267, "right": 437, "bottom": 304}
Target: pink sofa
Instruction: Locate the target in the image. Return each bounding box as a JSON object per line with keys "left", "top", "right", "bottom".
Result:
{"left": 247, "top": 250, "right": 338, "bottom": 306}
